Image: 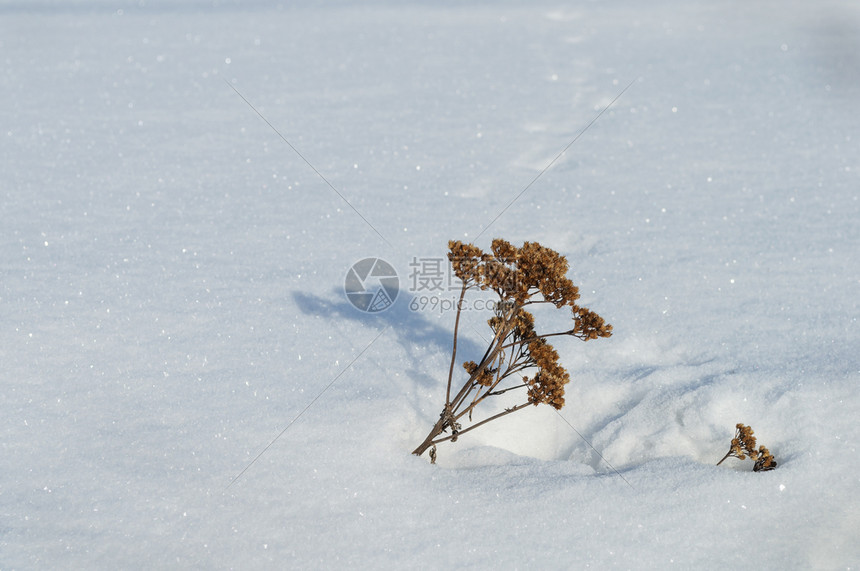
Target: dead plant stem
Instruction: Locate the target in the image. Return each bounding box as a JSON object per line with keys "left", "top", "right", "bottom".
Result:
{"left": 445, "top": 283, "right": 469, "bottom": 406}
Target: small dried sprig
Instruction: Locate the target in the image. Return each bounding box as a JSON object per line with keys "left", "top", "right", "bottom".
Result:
{"left": 717, "top": 423, "right": 757, "bottom": 464}
{"left": 412, "top": 239, "right": 612, "bottom": 459}
{"left": 716, "top": 423, "right": 777, "bottom": 471}
{"left": 753, "top": 446, "right": 777, "bottom": 472}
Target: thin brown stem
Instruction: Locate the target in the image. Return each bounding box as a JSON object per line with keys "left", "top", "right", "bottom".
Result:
{"left": 448, "top": 332, "right": 508, "bottom": 413}
{"left": 445, "top": 283, "right": 469, "bottom": 406}
{"left": 412, "top": 413, "right": 449, "bottom": 456}
{"left": 426, "top": 403, "right": 533, "bottom": 446}
{"left": 459, "top": 360, "right": 531, "bottom": 417}
{"left": 499, "top": 329, "right": 577, "bottom": 352}
{"left": 487, "top": 383, "right": 529, "bottom": 396}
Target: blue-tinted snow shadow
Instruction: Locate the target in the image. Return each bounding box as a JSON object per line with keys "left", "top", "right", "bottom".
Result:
{"left": 291, "top": 288, "right": 483, "bottom": 392}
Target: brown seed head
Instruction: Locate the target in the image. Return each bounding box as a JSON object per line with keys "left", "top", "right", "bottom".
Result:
{"left": 753, "top": 446, "right": 778, "bottom": 472}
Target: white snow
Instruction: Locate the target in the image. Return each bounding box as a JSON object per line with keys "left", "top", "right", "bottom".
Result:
{"left": 2, "top": 0, "right": 858, "bottom": 568}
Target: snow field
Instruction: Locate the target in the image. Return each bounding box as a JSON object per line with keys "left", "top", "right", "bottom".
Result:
{"left": 1, "top": 1, "right": 858, "bottom": 568}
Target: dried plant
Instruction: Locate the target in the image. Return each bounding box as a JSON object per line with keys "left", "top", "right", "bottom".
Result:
{"left": 716, "top": 423, "right": 777, "bottom": 471}
{"left": 753, "top": 446, "right": 777, "bottom": 472}
{"left": 412, "top": 239, "right": 612, "bottom": 460}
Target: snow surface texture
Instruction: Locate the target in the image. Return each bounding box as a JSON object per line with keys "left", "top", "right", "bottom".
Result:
{"left": 2, "top": 0, "right": 859, "bottom": 568}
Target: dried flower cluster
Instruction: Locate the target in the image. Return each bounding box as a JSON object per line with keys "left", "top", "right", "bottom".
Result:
{"left": 716, "top": 423, "right": 777, "bottom": 472}
{"left": 412, "top": 239, "right": 612, "bottom": 461}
